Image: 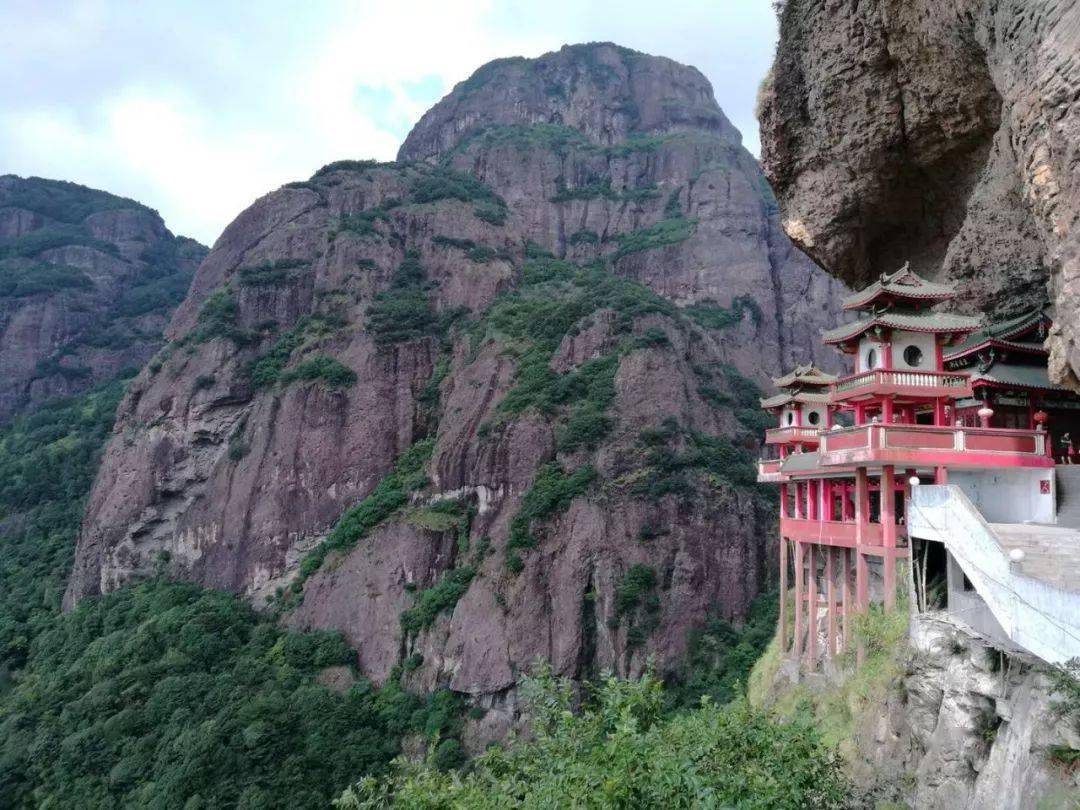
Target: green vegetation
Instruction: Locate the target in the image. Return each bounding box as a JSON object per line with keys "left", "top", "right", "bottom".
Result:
{"left": 400, "top": 566, "right": 476, "bottom": 637}
{"left": 338, "top": 208, "right": 393, "bottom": 240}
{"left": 632, "top": 417, "right": 757, "bottom": 501}
{"left": 279, "top": 355, "right": 357, "bottom": 390}
{"left": 506, "top": 463, "right": 596, "bottom": 572}
{"left": 188, "top": 288, "right": 251, "bottom": 345}
{"left": 431, "top": 235, "right": 507, "bottom": 263}
{"left": 0, "top": 580, "right": 462, "bottom": 808}
{"left": 664, "top": 188, "right": 684, "bottom": 219}
{"left": 1, "top": 176, "right": 151, "bottom": 223}
{"left": 335, "top": 666, "right": 847, "bottom": 809}
{"left": 454, "top": 124, "right": 596, "bottom": 158}
{"left": 613, "top": 565, "right": 661, "bottom": 650}
{"left": 567, "top": 229, "right": 599, "bottom": 246}
{"left": 237, "top": 258, "right": 308, "bottom": 287}
{"left": 249, "top": 314, "right": 346, "bottom": 389}
{"left": 756, "top": 590, "right": 910, "bottom": 761}
{"left": 0, "top": 224, "right": 119, "bottom": 261}
{"left": 0, "top": 381, "right": 126, "bottom": 669}
{"left": 556, "top": 354, "right": 618, "bottom": 451}
{"left": 290, "top": 440, "right": 435, "bottom": 595}
{"left": 685, "top": 295, "right": 763, "bottom": 330}
{"left": 312, "top": 159, "right": 379, "bottom": 178}
{"left": 667, "top": 589, "right": 779, "bottom": 710}
{"left": 613, "top": 218, "right": 697, "bottom": 262}
{"left": 366, "top": 252, "right": 463, "bottom": 344}
{"left": 410, "top": 167, "right": 505, "bottom": 209}
{"left": 0, "top": 262, "right": 92, "bottom": 297}
{"left": 1048, "top": 657, "right": 1080, "bottom": 730}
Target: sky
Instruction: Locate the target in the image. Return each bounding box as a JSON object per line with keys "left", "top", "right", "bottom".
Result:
{"left": 0, "top": 1, "right": 779, "bottom": 247}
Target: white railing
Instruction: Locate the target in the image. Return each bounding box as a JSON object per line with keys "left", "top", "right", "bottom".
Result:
{"left": 765, "top": 426, "right": 821, "bottom": 443}
{"left": 909, "top": 485, "right": 1080, "bottom": 665}
{"left": 819, "top": 423, "right": 1048, "bottom": 458}
{"left": 832, "top": 369, "right": 970, "bottom": 395}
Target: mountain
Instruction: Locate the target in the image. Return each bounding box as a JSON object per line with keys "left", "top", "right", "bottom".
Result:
{"left": 0, "top": 175, "right": 208, "bottom": 423}
{"left": 63, "top": 43, "right": 845, "bottom": 727}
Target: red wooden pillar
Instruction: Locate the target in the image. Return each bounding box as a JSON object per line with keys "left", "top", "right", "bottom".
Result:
{"left": 882, "top": 395, "right": 894, "bottom": 423}
{"left": 842, "top": 482, "right": 853, "bottom": 522}
{"left": 807, "top": 543, "right": 817, "bottom": 669}
{"left": 881, "top": 465, "right": 897, "bottom": 610}
{"left": 823, "top": 480, "right": 834, "bottom": 521}
{"left": 841, "top": 548, "right": 852, "bottom": 654}
{"left": 934, "top": 397, "right": 947, "bottom": 426}
{"left": 779, "top": 483, "right": 788, "bottom": 518}
{"left": 855, "top": 467, "right": 870, "bottom": 613}
{"left": 808, "top": 480, "right": 819, "bottom": 521}
{"left": 794, "top": 482, "right": 805, "bottom": 519}
{"left": 825, "top": 547, "right": 836, "bottom": 659}
{"left": 779, "top": 537, "right": 788, "bottom": 652}
{"left": 793, "top": 541, "right": 805, "bottom": 659}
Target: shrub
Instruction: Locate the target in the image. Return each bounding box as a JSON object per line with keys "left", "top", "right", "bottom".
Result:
{"left": 506, "top": 463, "right": 596, "bottom": 566}
{"left": 567, "top": 229, "right": 600, "bottom": 246}
{"left": 473, "top": 201, "right": 507, "bottom": 226}
{"left": 279, "top": 355, "right": 358, "bottom": 390}
{"left": 189, "top": 289, "right": 249, "bottom": 344}
{"left": 685, "top": 295, "right": 763, "bottom": 330}
{"left": 335, "top": 666, "right": 848, "bottom": 809}
{"left": 312, "top": 159, "right": 379, "bottom": 178}
{"left": 664, "top": 188, "right": 684, "bottom": 219}
{"left": 249, "top": 314, "right": 346, "bottom": 388}
{"left": 410, "top": 168, "right": 505, "bottom": 208}
{"left": 237, "top": 258, "right": 307, "bottom": 287}
{"left": 366, "top": 252, "right": 462, "bottom": 344}
{"left": 400, "top": 566, "right": 477, "bottom": 636}
{"left": 613, "top": 218, "right": 696, "bottom": 262}
{"left": 0, "top": 261, "right": 93, "bottom": 297}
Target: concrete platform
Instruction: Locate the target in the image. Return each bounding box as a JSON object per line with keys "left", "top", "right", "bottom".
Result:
{"left": 989, "top": 522, "right": 1080, "bottom": 593}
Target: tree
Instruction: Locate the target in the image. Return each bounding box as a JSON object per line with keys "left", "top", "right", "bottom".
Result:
{"left": 335, "top": 665, "right": 848, "bottom": 809}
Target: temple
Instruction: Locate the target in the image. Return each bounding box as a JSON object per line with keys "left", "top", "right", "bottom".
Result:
{"left": 758, "top": 265, "right": 1080, "bottom": 669}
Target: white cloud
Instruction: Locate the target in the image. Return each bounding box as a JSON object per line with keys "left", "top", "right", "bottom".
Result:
{"left": 0, "top": 1, "right": 777, "bottom": 246}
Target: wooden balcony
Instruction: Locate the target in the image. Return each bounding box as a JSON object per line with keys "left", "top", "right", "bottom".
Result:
{"left": 830, "top": 369, "right": 972, "bottom": 403}
{"left": 765, "top": 426, "right": 822, "bottom": 446}
{"left": 757, "top": 458, "right": 784, "bottom": 483}
{"left": 781, "top": 517, "right": 882, "bottom": 548}
{"left": 819, "top": 423, "right": 1053, "bottom": 469}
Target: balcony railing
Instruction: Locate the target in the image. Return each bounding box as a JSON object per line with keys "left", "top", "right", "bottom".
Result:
{"left": 830, "top": 369, "right": 971, "bottom": 400}
{"left": 819, "top": 423, "right": 1051, "bottom": 466}
{"left": 765, "top": 426, "right": 822, "bottom": 445}
{"left": 780, "top": 517, "right": 882, "bottom": 547}
{"left": 757, "top": 459, "right": 783, "bottom": 482}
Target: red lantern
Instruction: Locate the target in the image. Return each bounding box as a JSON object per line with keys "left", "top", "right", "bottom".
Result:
{"left": 1034, "top": 409, "right": 1049, "bottom": 428}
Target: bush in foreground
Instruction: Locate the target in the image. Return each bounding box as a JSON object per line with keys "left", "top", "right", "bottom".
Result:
{"left": 335, "top": 665, "right": 848, "bottom": 809}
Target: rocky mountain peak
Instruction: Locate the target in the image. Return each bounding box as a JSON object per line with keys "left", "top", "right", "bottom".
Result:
{"left": 399, "top": 42, "right": 740, "bottom": 163}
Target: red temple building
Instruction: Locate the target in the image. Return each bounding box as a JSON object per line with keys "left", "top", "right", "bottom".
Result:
{"left": 758, "top": 266, "right": 1080, "bottom": 669}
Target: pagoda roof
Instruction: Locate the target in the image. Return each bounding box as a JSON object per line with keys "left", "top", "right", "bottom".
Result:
{"left": 822, "top": 310, "right": 982, "bottom": 346}
{"left": 760, "top": 391, "right": 831, "bottom": 410}
{"left": 771, "top": 363, "right": 838, "bottom": 389}
{"left": 947, "top": 309, "right": 1050, "bottom": 357}
{"left": 970, "top": 362, "right": 1070, "bottom": 393}
{"left": 842, "top": 264, "right": 957, "bottom": 311}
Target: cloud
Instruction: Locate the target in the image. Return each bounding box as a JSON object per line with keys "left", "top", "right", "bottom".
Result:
{"left": 0, "top": 0, "right": 777, "bottom": 245}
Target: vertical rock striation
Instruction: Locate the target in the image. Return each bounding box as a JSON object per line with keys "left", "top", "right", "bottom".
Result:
{"left": 65, "top": 44, "right": 846, "bottom": 706}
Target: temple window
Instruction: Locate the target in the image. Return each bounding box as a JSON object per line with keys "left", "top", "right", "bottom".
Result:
{"left": 903, "top": 345, "right": 924, "bottom": 367}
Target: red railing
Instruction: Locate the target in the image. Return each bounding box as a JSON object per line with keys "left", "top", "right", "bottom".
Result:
{"left": 765, "top": 426, "right": 822, "bottom": 445}
{"left": 757, "top": 459, "right": 783, "bottom": 481}
{"left": 819, "top": 423, "right": 1050, "bottom": 465}
{"left": 830, "top": 369, "right": 971, "bottom": 400}
{"left": 781, "top": 517, "right": 882, "bottom": 547}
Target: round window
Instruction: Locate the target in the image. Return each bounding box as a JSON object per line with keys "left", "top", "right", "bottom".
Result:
{"left": 903, "top": 345, "right": 924, "bottom": 367}
{"left": 865, "top": 348, "right": 878, "bottom": 370}
{"left": 786, "top": 411, "right": 795, "bottom": 426}
{"left": 807, "top": 410, "right": 821, "bottom": 426}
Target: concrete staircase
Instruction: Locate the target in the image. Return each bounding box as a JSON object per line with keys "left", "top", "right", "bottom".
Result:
{"left": 909, "top": 484, "right": 1080, "bottom": 665}
{"left": 1054, "top": 464, "right": 1080, "bottom": 529}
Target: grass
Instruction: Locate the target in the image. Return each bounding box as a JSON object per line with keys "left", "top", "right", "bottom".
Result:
{"left": 752, "top": 591, "right": 910, "bottom": 761}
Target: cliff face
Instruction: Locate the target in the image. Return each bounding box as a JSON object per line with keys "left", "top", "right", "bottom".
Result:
{"left": 0, "top": 176, "right": 207, "bottom": 423}
{"left": 759, "top": 0, "right": 1080, "bottom": 384}
{"left": 65, "top": 44, "right": 845, "bottom": 701}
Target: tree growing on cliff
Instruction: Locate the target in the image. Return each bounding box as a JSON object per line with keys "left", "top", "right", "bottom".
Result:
{"left": 334, "top": 665, "right": 848, "bottom": 809}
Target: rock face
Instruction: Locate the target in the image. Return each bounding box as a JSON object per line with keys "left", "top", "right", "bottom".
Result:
{"left": 65, "top": 44, "right": 845, "bottom": 702}
{"left": 0, "top": 176, "right": 207, "bottom": 423}
{"left": 758, "top": 0, "right": 1080, "bottom": 385}
{"left": 852, "top": 618, "right": 1078, "bottom": 808}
